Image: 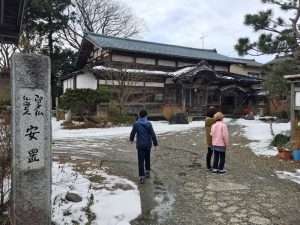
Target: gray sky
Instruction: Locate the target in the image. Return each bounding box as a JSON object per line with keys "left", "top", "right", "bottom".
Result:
{"left": 120, "top": 0, "right": 290, "bottom": 63}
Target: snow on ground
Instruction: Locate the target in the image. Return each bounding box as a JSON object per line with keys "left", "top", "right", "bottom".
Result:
{"left": 228, "top": 118, "right": 300, "bottom": 185}
{"left": 52, "top": 117, "right": 299, "bottom": 190}
{"left": 230, "top": 117, "right": 290, "bottom": 156}
{"left": 275, "top": 169, "right": 300, "bottom": 185}
{"left": 52, "top": 162, "right": 141, "bottom": 225}
{"left": 52, "top": 118, "right": 205, "bottom": 140}
{"left": 2, "top": 117, "right": 298, "bottom": 223}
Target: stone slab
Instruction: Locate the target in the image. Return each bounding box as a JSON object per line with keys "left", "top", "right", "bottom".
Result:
{"left": 11, "top": 53, "right": 52, "bottom": 225}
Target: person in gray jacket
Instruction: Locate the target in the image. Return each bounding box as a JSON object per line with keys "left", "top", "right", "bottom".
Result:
{"left": 130, "top": 110, "right": 158, "bottom": 184}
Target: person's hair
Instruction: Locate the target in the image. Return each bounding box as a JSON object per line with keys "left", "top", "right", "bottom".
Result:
{"left": 207, "top": 107, "right": 217, "bottom": 118}
{"left": 213, "top": 112, "right": 224, "bottom": 121}
{"left": 139, "top": 109, "right": 148, "bottom": 118}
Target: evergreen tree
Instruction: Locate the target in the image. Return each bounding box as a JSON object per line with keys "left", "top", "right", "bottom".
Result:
{"left": 22, "top": 0, "right": 75, "bottom": 105}
{"left": 263, "top": 59, "right": 300, "bottom": 109}
{"left": 235, "top": 0, "right": 300, "bottom": 61}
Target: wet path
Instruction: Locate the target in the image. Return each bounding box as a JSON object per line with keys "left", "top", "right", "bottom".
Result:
{"left": 52, "top": 123, "right": 300, "bottom": 225}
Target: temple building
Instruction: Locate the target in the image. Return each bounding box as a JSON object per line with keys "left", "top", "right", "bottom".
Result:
{"left": 62, "top": 32, "right": 264, "bottom": 115}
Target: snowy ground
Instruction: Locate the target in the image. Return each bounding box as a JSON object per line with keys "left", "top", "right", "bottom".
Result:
{"left": 52, "top": 119, "right": 209, "bottom": 224}
{"left": 52, "top": 119, "right": 204, "bottom": 140}
{"left": 3, "top": 117, "right": 297, "bottom": 224}
{"left": 52, "top": 162, "right": 141, "bottom": 225}
{"left": 231, "top": 117, "right": 290, "bottom": 156}
{"left": 0, "top": 117, "right": 298, "bottom": 223}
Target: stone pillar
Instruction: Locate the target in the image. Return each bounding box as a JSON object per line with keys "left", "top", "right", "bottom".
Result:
{"left": 65, "top": 109, "right": 72, "bottom": 122}
{"left": 11, "top": 53, "right": 52, "bottom": 225}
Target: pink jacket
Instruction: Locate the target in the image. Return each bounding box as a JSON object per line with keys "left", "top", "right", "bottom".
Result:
{"left": 210, "top": 121, "right": 229, "bottom": 147}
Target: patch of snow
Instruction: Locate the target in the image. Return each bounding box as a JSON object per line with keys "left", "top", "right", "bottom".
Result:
{"left": 221, "top": 75, "right": 234, "bottom": 80}
{"left": 172, "top": 66, "right": 194, "bottom": 76}
{"left": 153, "top": 192, "right": 176, "bottom": 223}
{"left": 52, "top": 162, "right": 141, "bottom": 224}
{"left": 93, "top": 65, "right": 169, "bottom": 76}
{"left": 229, "top": 118, "right": 290, "bottom": 156}
{"left": 52, "top": 119, "right": 204, "bottom": 140}
{"left": 275, "top": 169, "right": 300, "bottom": 185}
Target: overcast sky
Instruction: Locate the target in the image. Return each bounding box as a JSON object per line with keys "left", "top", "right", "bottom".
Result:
{"left": 120, "top": 0, "right": 290, "bottom": 64}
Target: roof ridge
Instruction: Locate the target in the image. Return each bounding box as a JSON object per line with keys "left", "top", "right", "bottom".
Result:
{"left": 232, "top": 58, "right": 256, "bottom": 62}
{"left": 85, "top": 31, "right": 217, "bottom": 53}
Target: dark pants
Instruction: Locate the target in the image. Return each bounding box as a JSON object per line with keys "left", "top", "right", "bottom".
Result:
{"left": 137, "top": 148, "right": 151, "bottom": 177}
{"left": 213, "top": 151, "right": 226, "bottom": 170}
{"left": 206, "top": 146, "right": 213, "bottom": 169}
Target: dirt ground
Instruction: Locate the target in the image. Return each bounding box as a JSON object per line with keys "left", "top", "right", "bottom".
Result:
{"left": 53, "top": 122, "right": 300, "bottom": 225}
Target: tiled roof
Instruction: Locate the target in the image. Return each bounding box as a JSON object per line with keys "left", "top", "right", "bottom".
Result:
{"left": 265, "top": 55, "right": 293, "bottom": 65}
{"left": 216, "top": 71, "right": 262, "bottom": 84}
{"left": 172, "top": 64, "right": 262, "bottom": 84}
{"left": 85, "top": 32, "right": 242, "bottom": 64}
{"left": 231, "top": 58, "right": 263, "bottom": 67}
{"left": 91, "top": 63, "right": 262, "bottom": 84}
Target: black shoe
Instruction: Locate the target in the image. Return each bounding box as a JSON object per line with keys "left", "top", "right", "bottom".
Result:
{"left": 139, "top": 177, "right": 145, "bottom": 184}
{"left": 145, "top": 172, "right": 150, "bottom": 178}
{"left": 217, "top": 170, "right": 227, "bottom": 174}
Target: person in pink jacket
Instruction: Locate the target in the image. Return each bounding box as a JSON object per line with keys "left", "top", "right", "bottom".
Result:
{"left": 210, "top": 112, "right": 229, "bottom": 174}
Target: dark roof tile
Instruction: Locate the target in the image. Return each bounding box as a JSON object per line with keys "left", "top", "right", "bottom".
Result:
{"left": 85, "top": 32, "right": 241, "bottom": 64}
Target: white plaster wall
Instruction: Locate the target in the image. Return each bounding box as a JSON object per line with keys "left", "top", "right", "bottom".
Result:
{"left": 63, "top": 80, "right": 68, "bottom": 93}
{"left": 145, "top": 82, "right": 164, "bottom": 87}
{"left": 77, "top": 73, "right": 97, "bottom": 89}
{"left": 63, "top": 78, "right": 74, "bottom": 93}
{"left": 178, "top": 62, "right": 193, "bottom": 67}
{"left": 99, "top": 79, "right": 145, "bottom": 86}
{"left": 214, "top": 65, "right": 228, "bottom": 71}
{"left": 158, "top": 59, "right": 176, "bottom": 67}
{"left": 112, "top": 54, "right": 134, "bottom": 63}
{"left": 230, "top": 64, "right": 246, "bottom": 75}
{"left": 136, "top": 57, "right": 156, "bottom": 65}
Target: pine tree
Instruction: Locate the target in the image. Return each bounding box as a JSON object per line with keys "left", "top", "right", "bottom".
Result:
{"left": 235, "top": 0, "right": 300, "bottom": 61}
{"left": 22, "top": 0, "right": 75, "bottom": 104}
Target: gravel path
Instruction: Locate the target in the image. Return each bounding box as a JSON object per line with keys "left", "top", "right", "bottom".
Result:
{"left": 53, "top": 122, "right": 300, "bottom": 225}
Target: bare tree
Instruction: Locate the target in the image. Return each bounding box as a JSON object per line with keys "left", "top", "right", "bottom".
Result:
{"left": 60, "top": 0, "right": 147, "bottom": 50}
{"left": 0, "top": 45, "right": 18, "bottom": 73}
{"left": 0, "top": 113, "right": 12, "bottom": 213}
{"left": 0, "top": 36, "right": 45, "bottom": 73}
{"left": 98, "top": 63, "right": 147, "bottom": 114}
{"left": 18, "top": 34, "right": 44, "bottom": 54}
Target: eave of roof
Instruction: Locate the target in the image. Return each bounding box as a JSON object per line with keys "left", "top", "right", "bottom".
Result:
{"left": 84, "top": 32, "right": 242, "bottom": 64}
{"left": 0, "top": 0, "right": 26, "bottom": 44}
{"left": 173, "top": 63, "right": 262, "bottom": 84}
{"left": 216, "top": 71, "right": 262, "bottom": 84}
{"left": 63, "top": 63, "right": 262, "bottom": 86}
{"left": 284, "top": 74, "right": 300, "bottom": 80}
{"left": 231, "top": 58, "right": 263, "bottom": 67}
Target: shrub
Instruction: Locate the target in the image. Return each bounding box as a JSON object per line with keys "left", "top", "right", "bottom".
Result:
{"left": 271, "top": 134, "right": 290, "bottom": 147}
{"left": 162, "top": 105, "right": 181, "bottom": 121}
{"left": 276, "top": 111, "right": 289, "bottom": 119}
{"left": 60, "top": 88, "right": 112, "bottom": 111}
{"left": 63, "top": 121, "right": 112, "bottom": 129}
{"left": 0, "top": 100, "right": 10, "bottom": 113}
{"left": 169, "top": 112, "right": 189, "bottom": 124}
{"left": 107, "top": 101, "right": 135, "bottom": 125}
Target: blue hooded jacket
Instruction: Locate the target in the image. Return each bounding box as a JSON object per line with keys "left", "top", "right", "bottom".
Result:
{"left": 130, "top": 118, "right": 158, "bottom": 149}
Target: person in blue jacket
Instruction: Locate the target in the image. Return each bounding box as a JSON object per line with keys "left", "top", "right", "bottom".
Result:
{"left": 130, "top": 110, "right": 158, "bottom": 184}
